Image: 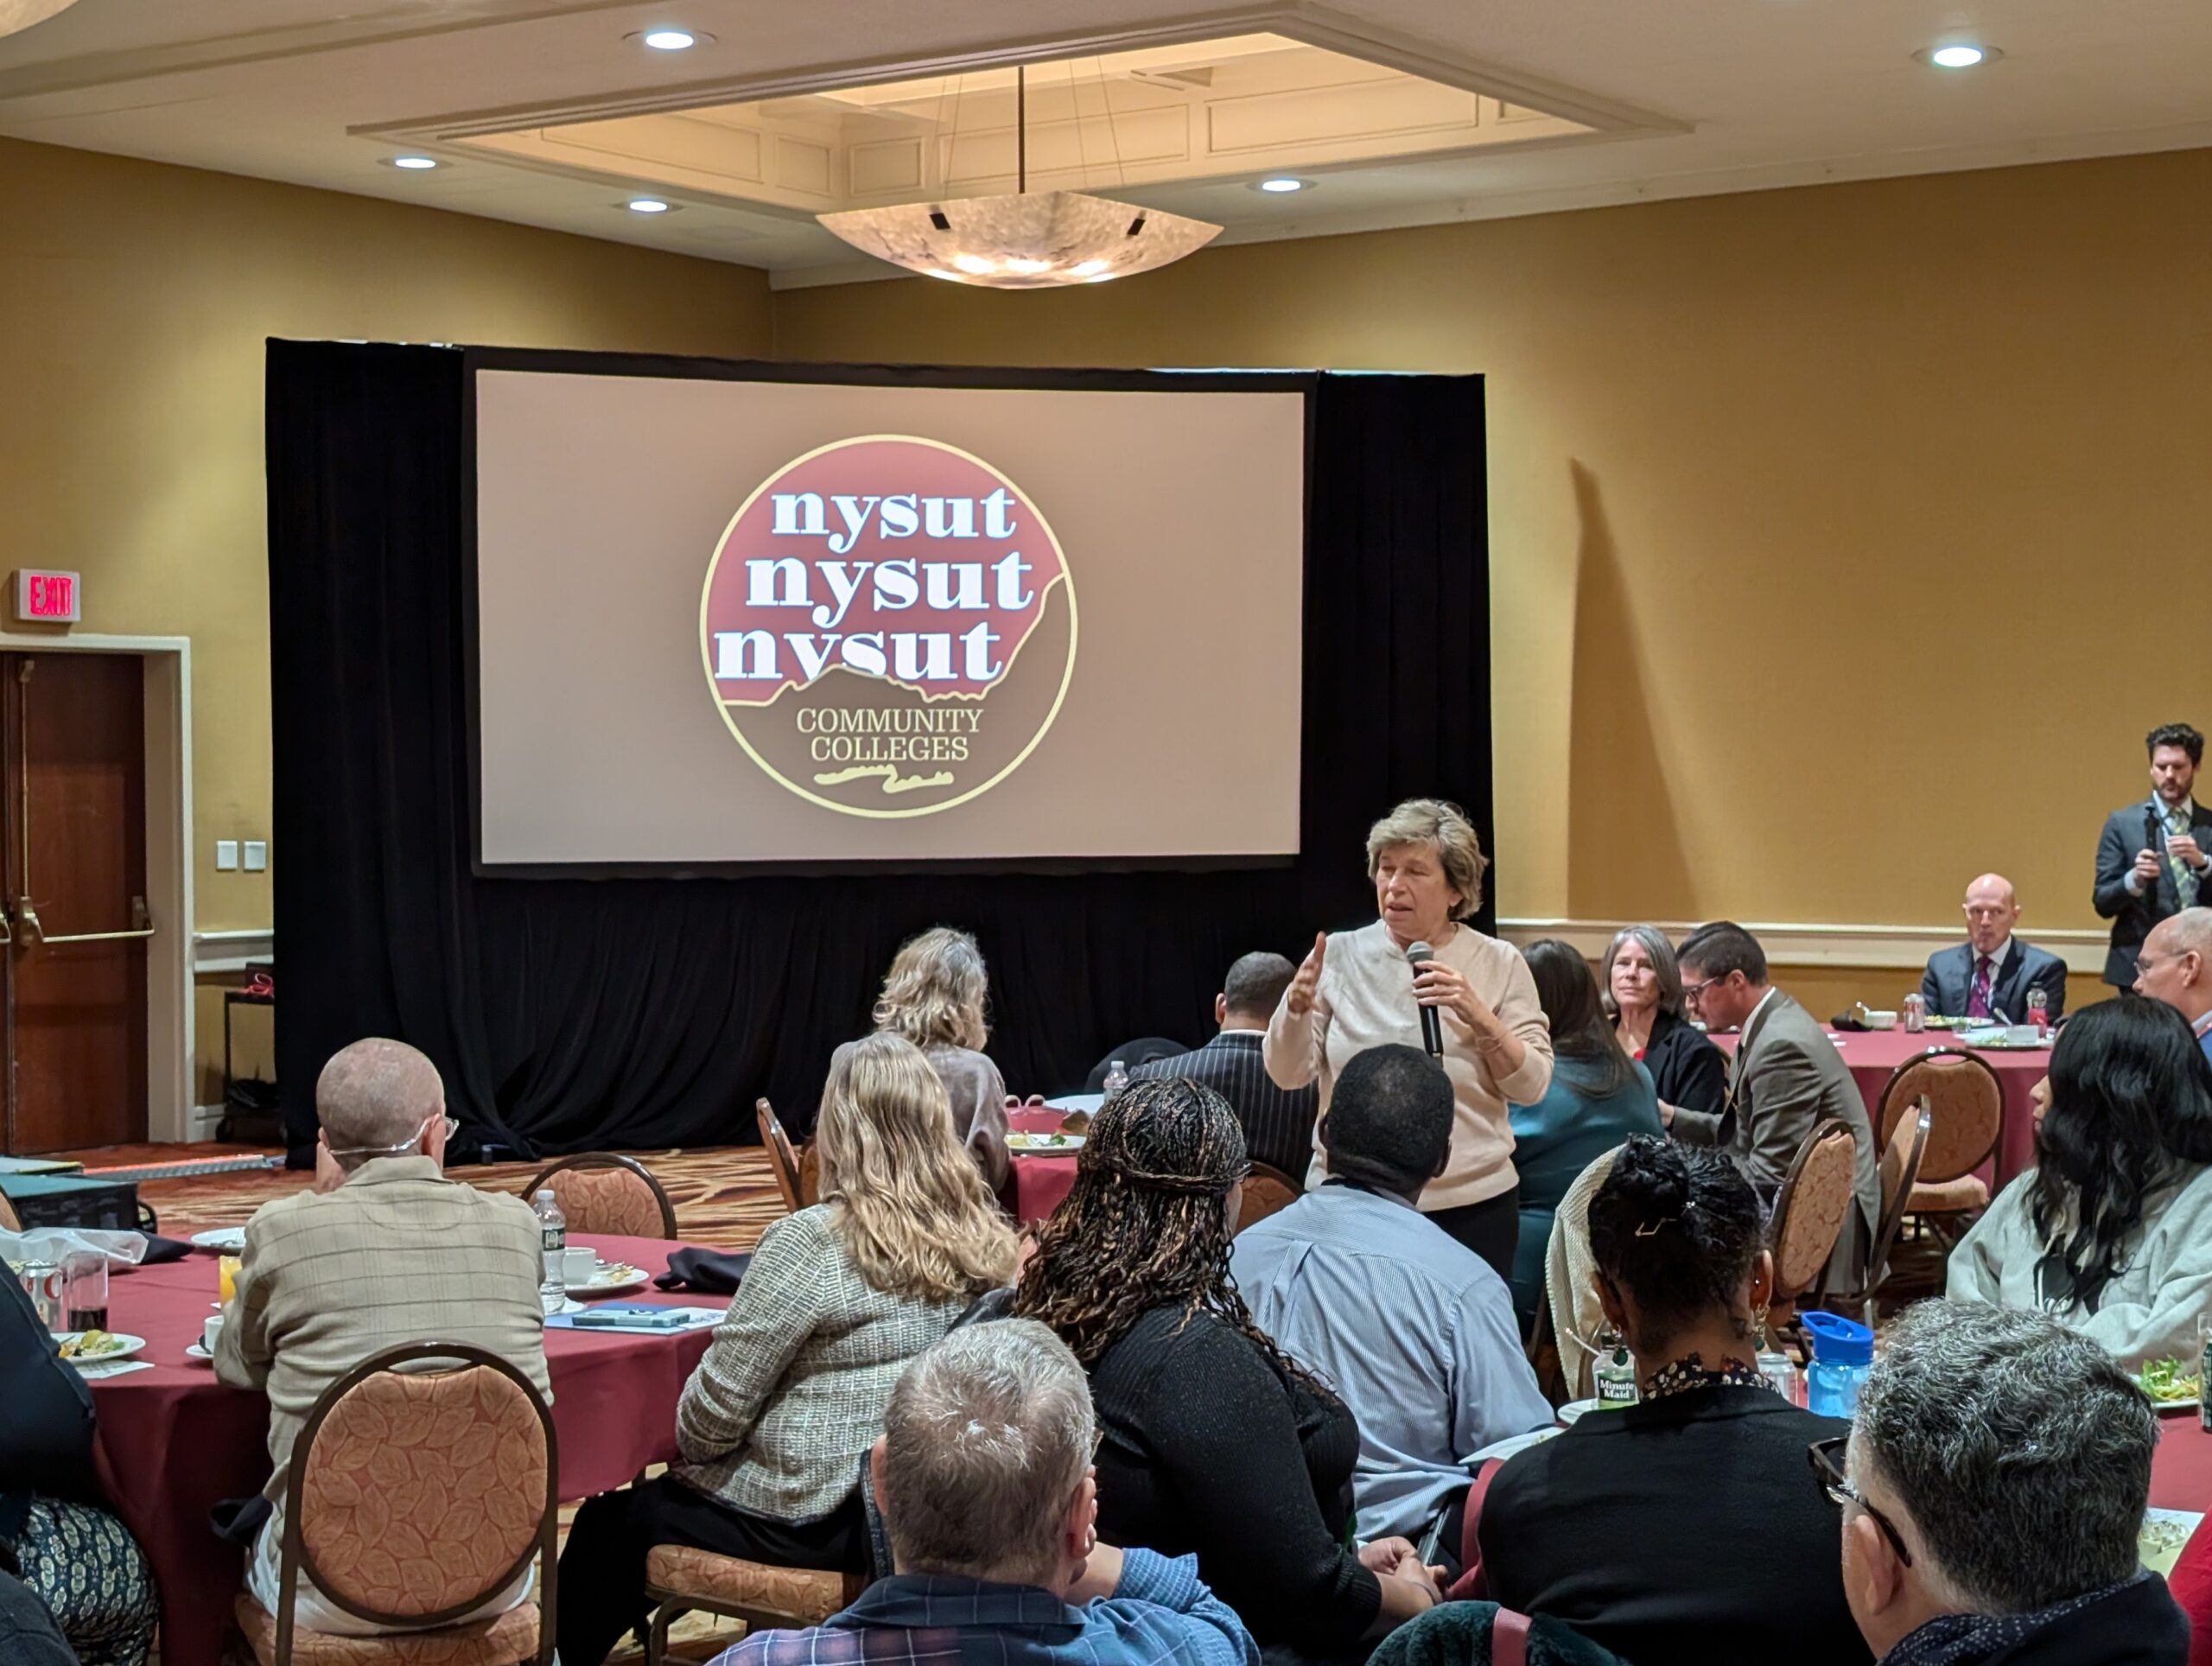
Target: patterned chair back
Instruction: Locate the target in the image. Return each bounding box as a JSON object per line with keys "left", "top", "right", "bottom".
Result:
{"left": 1876, "top": 1048, "right": 2002, "bottom": 1184}
{"left": 1866, "top": 1104, "right": 1931, "bottom": 1299}
{"left": 525, "top": 1153, "right": 677, "bottom": 1239}
{"left": 1769, "top": 1118, "right": 1858, "bottom": 1297}
{"left": 1233, "top": 1163, "right": 1300, "bottom": 1235}
{"left": 279, "top": 1343, "right": 556, "bottom": 1663}
{"left": 756, "top": 1099, "right": 804, "bottom": 1216}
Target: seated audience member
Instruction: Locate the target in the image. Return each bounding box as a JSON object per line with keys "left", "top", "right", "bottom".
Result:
{"left": 1671, "top": 922, "right": 1880, "bottom": 1293}
{"left": 1602, "top": 924, "right": 1728, "bottom": 1119}
{"left": 1837, "top": 1300, "right": 2187, "bottom": 1665}
{"left": 562, "top": 1032, "right": 1018, "bottom": 1666}
{"left": 2133, "top": 906, "right": 2212, "bottom": 1063}
{"left": 872, "top": 925, "right": 1012, "bottom": 1192}
{"left": 216, "top": 1038, "right": 551, "bottom": 1637}
{"left": 1016, "top": 1077, "right": 1442, "bottom": 1662}
{"left": 1, "top": 1268, "right": 157, "bottom": 1666}
{"left": 1510, "top": 940, "right": 1663, "bottom": 1325}
{"left": 1478, "top": 1137, "right": 1870, "bottom": 1666}
{"left": 1947, "top": 996, "right": 2212, "bottom": 1364}
{"left": 1231, "top": 1046, "right": 1551, "bottom": 1555}
{"left": 1921, "top": 874, "right": 2069, "bottom": 1024}
{"left": 711, "top": 1320, "right": 1260, "bottom": 1666}
{"left": 1130, "top": 951, "right": 1319, "bottom": 1175}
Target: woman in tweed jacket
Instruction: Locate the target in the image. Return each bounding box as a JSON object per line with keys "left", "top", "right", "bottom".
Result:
{"left": 556, "top": 1033, "right": 1020, "bottom": 1666}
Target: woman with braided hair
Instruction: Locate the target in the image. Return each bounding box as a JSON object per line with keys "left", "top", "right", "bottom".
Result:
{"left": 1015, "top": 1076, "right": 1442, "bottom": 1663}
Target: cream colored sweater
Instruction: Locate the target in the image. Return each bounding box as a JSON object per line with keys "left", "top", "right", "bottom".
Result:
{"left": 1264, "top": 919, "right": 1554, "bottom": 1210}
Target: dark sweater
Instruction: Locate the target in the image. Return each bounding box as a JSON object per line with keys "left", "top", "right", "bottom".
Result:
{"left": 1639, "top": 1009, "right": 1729, "bottom": 1119}
{"left": 1478, "top": 1385, "right": 1870, "bottom": 1666}
{"left": 0, "top": 1274, "right": 101, "bottom": 1535}
{"left": 1086, "top": 1303, "right": 1382, "bottom": 1654}
{"left": 1883, "top": 1573, "right": 2187, "bottom": 1666}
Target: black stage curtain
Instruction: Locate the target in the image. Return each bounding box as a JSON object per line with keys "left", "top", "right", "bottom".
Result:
{"left": 268, "top": 342, "right": 1491, "bottom": 1163}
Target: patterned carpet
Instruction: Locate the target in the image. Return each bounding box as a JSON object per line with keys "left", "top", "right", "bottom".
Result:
{"left": 55, "top": 1142, "right": 788, "bottom": 1252}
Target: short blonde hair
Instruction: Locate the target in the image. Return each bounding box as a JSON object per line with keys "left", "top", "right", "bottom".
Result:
{"left": 874, "top": 927, "right": 989, "bottom": 1052}
{"left": 817, "top": 1032, "right": 1018, "bottom": 1305}
{"left": 1365, "top": 798, "right": 1488, "bottom": 920}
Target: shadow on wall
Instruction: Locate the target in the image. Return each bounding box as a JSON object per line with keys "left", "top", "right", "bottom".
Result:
{"left": 1566, "top": 461, "right": 1694, "bottom": 920}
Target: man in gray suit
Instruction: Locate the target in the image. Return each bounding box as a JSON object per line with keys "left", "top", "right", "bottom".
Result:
{"left": 1669, "top": 922, "right": 1879, "bottom": 1295}
{"left": 2094, "top": 722, "right": 2212, "bottom": 988}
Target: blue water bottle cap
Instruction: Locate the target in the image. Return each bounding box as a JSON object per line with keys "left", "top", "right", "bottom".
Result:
{"left": 1801, "top": 1310, "right": 1874, "bottom": 1366}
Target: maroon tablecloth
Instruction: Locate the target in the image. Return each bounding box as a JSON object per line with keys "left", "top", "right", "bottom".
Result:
{"left": 1711, "top": 1027, "right": 2049, "bottom": 1186}
{"left": 91, "top": 1230, "right": 728, "bottom": 1666}
{"left": 1009, "top": 1108, "right": 1079, "bottom": 1224}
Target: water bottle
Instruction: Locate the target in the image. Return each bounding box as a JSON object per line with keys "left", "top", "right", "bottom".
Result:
{"left": 1902, "top": 993, "right": 1926, "bottom": 1034}
{"left": 2026, "top": 989, "right": 2050, "bottom": 1040}
{"left": 533, "top": 1189, "right": 567, "bottom": 1313}
{"left": 1801, "top": 1311, "right": 1875, "bottom": 1418}
{"left": 1102, "top": 1059, "right": 1129, "bottom": 1097}
{"left": 1593, "top": 1325, "right": 1639, "bottom": 1408}
{"left": 2198, "top": 1313, "right": 2211, "bottom": 1436}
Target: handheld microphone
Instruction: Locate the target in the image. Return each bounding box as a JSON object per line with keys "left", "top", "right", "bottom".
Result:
{"left": 1408, "top": 940, "right": 1444, "bottom": 1058}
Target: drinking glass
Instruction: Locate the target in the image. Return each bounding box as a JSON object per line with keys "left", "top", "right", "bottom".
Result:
{"left": 218, "top": 1254, "right": 242, "bottom": 1307}
{"left": 61, "top": 1250, "right": 107, "bottom": 1333}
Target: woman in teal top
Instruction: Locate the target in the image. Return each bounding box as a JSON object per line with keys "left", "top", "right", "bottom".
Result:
{"left": 1508, "top": 939, "right": 1663, "bottom": 1327}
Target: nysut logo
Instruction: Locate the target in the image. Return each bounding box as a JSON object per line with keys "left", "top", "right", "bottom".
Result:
{"left": 699, "top": 436, "right": 1078, "bottom": 817}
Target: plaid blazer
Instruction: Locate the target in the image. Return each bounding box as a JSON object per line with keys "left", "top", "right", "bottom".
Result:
{"left": 213, "top": 1156, "right": 551, "bottom": 1536}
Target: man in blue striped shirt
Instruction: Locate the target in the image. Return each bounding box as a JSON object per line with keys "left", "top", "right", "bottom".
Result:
{"left": 712, "top": 1320, "right": 1256, "bottom": 1666}
{"left": 1129, "top": 953, "right": 1319, "bottom": 1175}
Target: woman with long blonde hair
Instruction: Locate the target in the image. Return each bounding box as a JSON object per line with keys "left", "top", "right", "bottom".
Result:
{"left": 556, "top": 1031, "right": 1016, "bottom": 1666}
{"left": 871, "top": 925, "right": 1011, "bottom": 1193}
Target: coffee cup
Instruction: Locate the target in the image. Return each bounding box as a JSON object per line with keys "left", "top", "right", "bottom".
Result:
{"left": 563, "top": 1247, "right": 596, "bottom": 1285}
{"left": 203, "top": 1313, "right": 226, "bottom": 1355}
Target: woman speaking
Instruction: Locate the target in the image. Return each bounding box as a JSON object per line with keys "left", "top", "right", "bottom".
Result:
{"left": 1265, "top": 798, "right": 1553, "bottom": 1281}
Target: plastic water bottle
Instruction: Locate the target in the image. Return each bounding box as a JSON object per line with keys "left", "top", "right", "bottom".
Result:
{"left": 1593, "top": 1326, "right": 1639, "bottom": 1408}
{"left": 2026, "top": 989, "right": 2050, "bottom": 1040}
{"left": 1802, "top": 1311, "right": 1875, "bottom": 1418}
{"left": 1902, "top": 993, "right": 1926, "bottom": 1034}
{"left": 1102, "top": 1059, "right": 1129, "bottom": 1097}
{"left": 533, "top": 1189, "right": 566, "bottom": 1313}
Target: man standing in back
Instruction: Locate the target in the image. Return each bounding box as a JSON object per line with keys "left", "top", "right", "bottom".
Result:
{"left": 216, "top": 1038, "right": 551, "bottom": 1637}
{"left": 1231, "top": 1045, "right": 1551, "bottom": 1565}
{"left": 1919, "top": 874, "right": 2068, "bottom": 1024}
{"left": 1670, "top": 923, "right": 1880, "bottom": 1294}
{"left": 2133, "top": 907, "right": 2212, "bottom": 1065}
{"left": 2094, "top": 722, "right": 2212, "bottom": 988}
{"left": 1128, "top": 951, "right": 1319, "bottom": 1176}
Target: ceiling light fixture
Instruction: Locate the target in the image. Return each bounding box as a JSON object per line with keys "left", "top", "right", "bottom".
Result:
{"left": 389, "top": 155, "right": 440, "bottom": 170}
{"left": 817, "top": 64, "right": 1220, "bottom": 289}
{"left": 626, "top": 197, "right": 674, "bottom": 213}
{"left": 1919, "top": 42, "right": 1997, "bottom": 68}
{"left": 639, "top": 28, "right": 697, "bottom": 50}
{"left": 1254, "top": 176, "right": 1310, "bottom": 194}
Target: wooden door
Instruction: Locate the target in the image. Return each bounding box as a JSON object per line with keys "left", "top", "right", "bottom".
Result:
{"left": 3, "top": 653, "right": 149, "bottom": 1154}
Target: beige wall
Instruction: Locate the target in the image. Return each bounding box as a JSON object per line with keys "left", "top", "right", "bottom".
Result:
{"left": 774, "top": 148, "right": 2212, "bottom": 951}
{"left": 0, "top": 136, "right": 772, "bottom": 1104}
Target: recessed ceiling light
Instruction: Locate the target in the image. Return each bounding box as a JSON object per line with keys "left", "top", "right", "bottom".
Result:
{"left": 1919, "top": 42, "right": 1997, "bottom": 68}
{"left": 388, "top": 155, "right": 440, "bottom": 170}
{"left": 1253, "top": 176, "right": 1311, "bottom": 194}
{"left": 626, "top": 198, "right": 674, "bottom": 213}
{"left": 626, "top": 27, "right": 713, "bottom": 50}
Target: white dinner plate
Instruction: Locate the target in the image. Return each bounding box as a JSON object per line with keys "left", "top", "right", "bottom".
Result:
{"left": 566, "top": 1262, "right": 649, "bottom": 1299}
{"left": 60, "top": 1332, "right": 145, "bottom": 1366}
{"left": 1007, "top": 1133, "right": 1085, "bottom": 1154}
{"left": 190, "top": 1227, "right": 247, "bottom": 1254}
{"left": 1556, "top": 1399, "right": 1599, "bottom": 1425}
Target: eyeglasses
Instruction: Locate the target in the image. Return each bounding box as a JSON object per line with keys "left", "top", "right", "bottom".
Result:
{"left": 1808, "top": 1436, "right": 1911, "bottom": 1567}
{"left": 327, "top": 1114, "right": 459, "bottom": 1160}
{"left": 1681, "top": 974, "right": 1728, "bottom": 1008}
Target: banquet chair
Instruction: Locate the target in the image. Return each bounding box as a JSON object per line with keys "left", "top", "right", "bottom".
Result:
{"left": 639, "top": 1454, "right": 879, "bottom": 1665}
{"left": 1831, "top": 1103, "right": 1929, "bottom": 1325}
{"left": 754, "top": 1099, "right": 811, "bottom": 1215}
{"left": 1766, "top": 1117, "right": 1857, "bottom": 1306}
{"left": 1233, "top": 1162, "right": 1301, "bottom": 1235}
{"left": 232, "top": 1341, "right": 557, "bottom": 1666}
{"left": 524, "top": 1153, "right": 677, "bottom": 1239}
{"left": 1874, "top": 1047, "right": 2001, "bottom": 1245}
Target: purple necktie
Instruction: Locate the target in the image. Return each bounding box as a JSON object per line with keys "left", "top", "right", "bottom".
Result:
{"left": 1967, "top": 956, "right": 1993, "bottom": 1020}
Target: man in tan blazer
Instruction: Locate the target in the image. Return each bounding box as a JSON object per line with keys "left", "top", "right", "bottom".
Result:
{"left": 1668, "top": 923, "right": 1881, "bottom": 1295}
{"left": 215, "top": 1038, "right": 550, "bottom": 1637}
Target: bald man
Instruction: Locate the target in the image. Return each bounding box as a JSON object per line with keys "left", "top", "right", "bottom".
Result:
{"left": 216, "top": 1039, "right": 551, "bottom": 1638}
{"left": 1917, "top": 874, "right": 2069, "bottom": 1024}
{"left": 2135, "top": 908, "right": 2212, "bottom": 1064}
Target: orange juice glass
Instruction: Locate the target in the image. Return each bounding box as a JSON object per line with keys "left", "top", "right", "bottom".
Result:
{"left": 218, "top": 1255, "right": 241, "bottom": 1306}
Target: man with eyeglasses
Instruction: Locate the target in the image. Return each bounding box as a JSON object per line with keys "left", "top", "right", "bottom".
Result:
{"left": 215, "top": 1038, "right": 552, "bottom": 1638}
{"left": 1825, "top": 1300, "right": 2185, "bottom": 1665}
{"left": 1669, "top": 922, "right": 1880, "bottom": 1294}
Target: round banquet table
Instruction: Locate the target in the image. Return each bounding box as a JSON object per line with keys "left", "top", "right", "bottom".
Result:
{"left": 1009, "top": 1106, "right": 1081, "bottom": 1224}
{"left": 1711, "top": 1027, "right": 2049, "bottom": 1186}
{"left": 88, "top": 1231, "right": 728, "bottom": 1666}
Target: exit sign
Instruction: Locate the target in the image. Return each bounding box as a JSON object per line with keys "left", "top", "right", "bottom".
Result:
{"left": 13, "top": 570, "right": 79, "bottom": 624}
